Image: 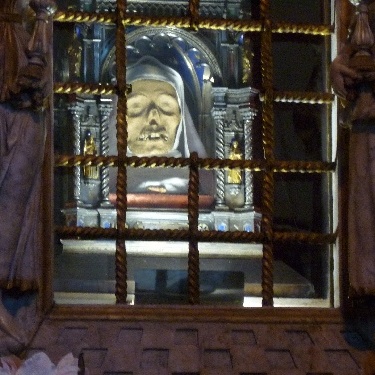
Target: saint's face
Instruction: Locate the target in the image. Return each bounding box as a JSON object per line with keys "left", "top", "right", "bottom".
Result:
{"left": 127, "top": 79, "right": 181, "bottom": 156}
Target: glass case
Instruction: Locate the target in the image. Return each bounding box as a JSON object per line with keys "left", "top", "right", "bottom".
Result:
{"left": 53, "top": 0, "right": 335, "bottom": 307}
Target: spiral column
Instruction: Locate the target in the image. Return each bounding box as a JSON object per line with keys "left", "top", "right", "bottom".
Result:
{"left": 68, "top": 101, "right": 84, "bottom": 206}
{"left": 243, "top": 115, "right": 254, "bottom": 210}
{"left": 98, "top": 99, "right": 114, "bottom": 206}
{"left": 214, "top": 111, "right": 226, "bottom": 208}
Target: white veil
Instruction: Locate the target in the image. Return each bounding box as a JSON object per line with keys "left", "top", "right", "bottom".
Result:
{"left": 109, "top": 56, "right": 213, "bottom": 194}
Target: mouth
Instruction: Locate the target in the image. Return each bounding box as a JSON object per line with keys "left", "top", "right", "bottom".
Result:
{"left": 138, "top": 128, "right": 169, "bottom": 142}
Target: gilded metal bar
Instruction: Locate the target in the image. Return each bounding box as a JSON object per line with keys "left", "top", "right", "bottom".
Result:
{"left": 187, "top": 152, "right": 200, "bottom": 304}
{"left": 55, "top": 226, "right": 336, "bottom": 245}
{"left": 188, "top": 0, "right": 200, "bottom": 30}
{"left": 55, "top": 226, "right": 261, "bottom": 242}
{"left": 260, "top": 0, "right": 275, "bottom": 307}
{"left": 54, "top": 155, "right": 336, "bottom": 174}
{"left": 273, "top": 232, "right": 337, "bottom": 245}
{"left": 53, "top": 11, "right": 332, "bottom": 36}
{"left": 114, "top": 0, "right": 128, "bottom": 304}
{"left": 272, "top": 21, "right": 333, "bottom": 36}
{"left": 271, "top": 91, "right": 334, "bottom": 104}
{"left": 272, "top": 161, "right": 335, "bottom": 173}
{"left": 54, "top": 82, "right": 131, "bottom": 96}
{"left": 53, "top": 84, "right": 334, "bottom": 105}
{"left": 54, "top": 10, "right": 116, "bottom": 24}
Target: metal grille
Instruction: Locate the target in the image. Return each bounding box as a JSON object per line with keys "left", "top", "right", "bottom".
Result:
{"left": 53, "top": 0, "right": 337, "bottom": 307}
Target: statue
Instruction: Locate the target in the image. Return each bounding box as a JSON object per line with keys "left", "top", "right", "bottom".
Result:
{"left": 0, "top": 0, "right": 55, "bottom": 347}
{"left": 83, "top": 130, "right": 99, "bottom": 179}
{"left": 227, "top": 140, "right": 243, "bottom": 184}
{"left": 331, "top": 0, "right": 375, "bottom": 295}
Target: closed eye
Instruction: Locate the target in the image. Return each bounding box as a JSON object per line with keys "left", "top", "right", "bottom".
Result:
{"left": 156, "top": 94, "right": 180, "bottom": 116}
{"left": 127, "top": 95, "right": 150, "bottom": 117}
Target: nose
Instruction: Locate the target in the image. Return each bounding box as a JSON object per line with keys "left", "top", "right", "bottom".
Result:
{"left": 147, "top": 106, "right": 160, "bottom": 125}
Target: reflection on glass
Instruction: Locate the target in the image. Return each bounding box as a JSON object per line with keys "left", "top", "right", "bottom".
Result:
{"left": 273, "top": 38, "right": 325, "bottom": 92}
{"left": 274, "top": 244, "right": 330, "bottom": 300}
{"left": 274, "top": 104, "right": 324, "bottom": 162}
{"left": 274, "top": 174, "right": 325, "bottom": 232}
{"left": 134, "top": 269, "right": 245, "bottom": 305}
{"left": 270, "top": 1, "right": 323, "bottom": 24}
{"left": 54, "top": 240, "right": 330, "bottom": 306}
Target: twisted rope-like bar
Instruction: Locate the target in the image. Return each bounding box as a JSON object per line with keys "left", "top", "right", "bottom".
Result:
{"left": 188, "top": 0, "right": 200, "bottom": 30}
{"left": 53, "top": 11, "right": 261, "bottom": 31}
{"left": 53, "top": 11, "right": 333, "bottom": 37}
{"left": 54, "top": 83, "right": 334, "bottom": 106}
{"left": 273, "top": 231, "right": 337, "bottom": 245}
{"left": 55, "top": 226, "right": 336, "bottom": 245}
{"left": 122, "top": 16, "right": 264, "bottom": 31}
{"left": 54, "top": 82, "right": 116, "bottom": 95}
{"left": 271, "top": 91, "right": 334, "bottom": 104}
{"left": 54, "top": 84, "right": 334, "bottom": 106}
{"left": 272, "top": 21, "right": 332, "bottom": 36}
{"left": 114, "top": 0, "right": 128, "bottom": 304}
{"left": 273, "top": 160, "right": 335, "bottom": 173}
{"left": 54, "top": 10, "right": 117, "bottom": 24}
{"left": 260, "top": 0, "right": 275, "bottom": 307}
{"left": 54, "top": 154, "right": 336, "bottom": 174}
{"left": 261, "top": 172, "right": 274, "bottom": 307}
{"left": 188, "top": 152, "right": 200, "bottom": 304}
{"left": 56, "top": 226, "right": 262, "bottom": 242}
{"left": 54, "top": 82, "right": 131, "bottom": 96}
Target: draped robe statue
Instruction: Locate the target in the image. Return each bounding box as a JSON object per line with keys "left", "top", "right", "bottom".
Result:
{"left": 331, "top": 0, "right": 375, "bottom": 296}
{"left": 0, "top": 0, "right": 55, "bottom": 347}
